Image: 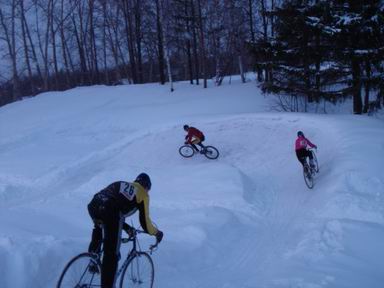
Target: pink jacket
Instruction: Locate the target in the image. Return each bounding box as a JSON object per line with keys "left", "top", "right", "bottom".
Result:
{"left": 295, "top": 136, "right": 316, "bottom": 151}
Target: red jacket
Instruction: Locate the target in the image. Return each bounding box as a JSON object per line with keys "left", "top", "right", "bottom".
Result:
{"left": 295, "top": 136, "right": 316, "bottom": 151}
{"left": 185, "top": 127, "right": 204, "bottom": 143}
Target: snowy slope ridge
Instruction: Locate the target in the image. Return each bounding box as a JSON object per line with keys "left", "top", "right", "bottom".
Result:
{"left": 0, "top": 79, "right": 383, "bottom": 288}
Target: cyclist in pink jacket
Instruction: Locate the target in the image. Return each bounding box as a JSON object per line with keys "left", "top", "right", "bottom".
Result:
{"left": 295, "top": 131, "right": 317, "bottom": 168}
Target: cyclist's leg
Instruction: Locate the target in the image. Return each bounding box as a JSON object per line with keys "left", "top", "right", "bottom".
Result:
{"left": 101, "top": 208, "right": 123, "bottom": 288}
{"left": 296, "top": 149, "right": 307, "bottom": 167}
{"left": 191, "top": 137, "right": 201, "bottom": 151}
{"left": 87, "top": 197, "right": 104, "bottom": 254}
{"left": 306, "top": 150, "right": 315, "bottom": 167}
{"left": 190, "top": 143, "right": 199, "bottom": 151}
{"left": 88, "top": 223, "right": 102, "bottom": 254}
{"left": 198, "top": 135, "right": 206, "bottom": 148}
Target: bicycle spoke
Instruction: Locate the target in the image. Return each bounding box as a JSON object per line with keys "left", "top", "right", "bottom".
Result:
{"left": 303, "top": 165, "right": 314, "bottom": 189}
{"left": 57, "top": 253, "right": 101, "bottom": 288}
{"left": 179, "top": 145, "right": 194, "bottom": 158}
{"left": 203, "top": 146, "right": 219, "bottom": 159}
{"left": 120, "top": 252, "right": 154, "bottom": 288}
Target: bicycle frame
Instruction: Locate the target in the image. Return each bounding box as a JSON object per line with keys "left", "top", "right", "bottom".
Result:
{"left": 57, "top": 228, "right": 158, "bottom": 288}
{"left": 179, "top": 143, "right": 219, "bottom": 159}
{"left": 94, "top": 229, "right": 157, "bottom": 282}
{"left": 302, "top": 148, "right": 318, "bottom": 189}
{"left": 114, "top": 237, "right": 140, "bottom": 280}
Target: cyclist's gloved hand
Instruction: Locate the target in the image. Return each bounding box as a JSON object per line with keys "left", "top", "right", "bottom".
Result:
{"left": 155, "top": 230, "right": 163, "bottom": 243}
{"left": 314, "top": 145, "right": 318, "bottom": 149}
{"left": 123, "top": 224, "right": 135, "bottom": 237}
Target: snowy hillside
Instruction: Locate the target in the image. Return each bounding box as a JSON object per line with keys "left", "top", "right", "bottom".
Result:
{"left": 0, "top": 78, "right": 383, "bottom": 288}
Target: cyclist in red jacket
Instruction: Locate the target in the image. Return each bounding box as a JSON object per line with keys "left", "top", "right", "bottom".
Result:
{"left": 295, "top": 131, "right": 317, "bottom": 168}
{"left": 184, "top": 125, "right": 205, "bottom": 152}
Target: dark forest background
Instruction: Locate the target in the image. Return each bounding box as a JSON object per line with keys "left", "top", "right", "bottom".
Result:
{"left": 0, "top": 0, "right": 383, "bottom": 114}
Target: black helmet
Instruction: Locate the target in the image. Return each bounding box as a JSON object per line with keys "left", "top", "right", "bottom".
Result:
{"left": 135, "top": 173, "right": 152, "bottom": 190}
{"left": 183, "top": 125, "right": 189, "bottom": 131}
{"left": 297, "top": 131, "right": 304, "bottom": 137}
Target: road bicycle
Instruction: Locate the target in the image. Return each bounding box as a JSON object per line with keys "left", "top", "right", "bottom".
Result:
{"left": 179, "top": 143, "right": 219, "bottom": 160}
{"left": 57, "top": 228, "right": 159, "bottom": 288}
{"left": 303, "top": 148, "right": 319, "bottom": 189}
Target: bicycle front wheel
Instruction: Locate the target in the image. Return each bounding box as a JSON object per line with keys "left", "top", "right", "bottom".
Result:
{"left": 303, "top": 166, "right": 314, "bottom": 189}
{"left": 203, "top": 146, "right": 219, "bottom": 160}
{"left": 311, "top": 151, "right": 319, "bottom": 173}
{"left": 120, "top": 252, "right": 154, "bottom": 288}
{"left": 57, "top": 252, "right": 101, "bottom": 288}
{"left": 179, "top": 145, "right": 195, "bottom": 158}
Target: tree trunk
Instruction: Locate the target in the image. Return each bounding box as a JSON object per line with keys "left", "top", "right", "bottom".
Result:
{"left": 155, "top": 0, "right": 166, "bottom": 84}
{"left": 50, "top": 0, "right": 59, "bottom": 90}
{"left": 26, "top": 4, "right": 43, "bottom": 84}
{"left": 121, "top": 0, "right": 138, "bottom": 84}
{"left": 352, "top": 57, "right": 362, "bottom": 114}
{"left": 260, "top": 0, "right": 270, "bottom": 82}
{"left": 363, "top": 59, "right": 371, "bottom": 113}
{"left": 41, "top": 0, "right": 53, "bottom": 90}
{"left": 159, "top": 0, "right": 174, "bottom": 91}
{"left": 106, "top": 3, "right": 123, "bottom": 82}
{"left": 19, "top": 0, "right": 35, "bottom": 95}
{"left": 239, "top": 55, "right": 245, "bottom": 83}
{"left": 184, "top": 1, "right": 194, "bottom": 84}
{"left": 59, "top": 0, "right": 71, "bottom": 88}
{"left": 248, "top": 0, "right": 255, "bottom": 43}
{"left": 190, "top": 0, "right": 199, "bottom": 85}
{"left": 88, "top": 0, "right": 100, "bottom": 84}
{"left": 134, "top": 0, "right": 143, "bottom": 83}
{"left": 0, "top": 3, "right": 20, "bottom": 101}
{"left": 197, "top": 0, "right": 207, "bottom": 88}
{"left": 102, "top": 0, "right": 109, "bottom": 84}
{"left": 71, "top": 14, "right": 87, "bottom": 84}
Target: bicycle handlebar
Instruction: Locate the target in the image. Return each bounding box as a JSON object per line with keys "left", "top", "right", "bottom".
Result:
{"left": 121, "top": 228, "right": 159, "bottom": 253}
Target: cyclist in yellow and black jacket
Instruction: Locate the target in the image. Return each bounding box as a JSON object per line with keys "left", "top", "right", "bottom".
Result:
{"left": 87, "top": 173, "right": 163, "bottom": 288}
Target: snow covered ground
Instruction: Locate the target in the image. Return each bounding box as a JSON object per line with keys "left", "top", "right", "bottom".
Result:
{"left": 0, "top": 76, "right": 383, "bottom": 288}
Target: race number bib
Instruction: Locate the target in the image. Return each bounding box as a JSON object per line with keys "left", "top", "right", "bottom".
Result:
{"left": 120, "top": 182, "right": 137, "bottom": 200}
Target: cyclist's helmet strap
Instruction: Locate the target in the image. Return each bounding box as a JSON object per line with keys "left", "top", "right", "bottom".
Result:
{"left": 297, "top": 131, "right": 304, "bottom": 137}
{"left": 135, "top": 173, "right": 152, "bottom": 190}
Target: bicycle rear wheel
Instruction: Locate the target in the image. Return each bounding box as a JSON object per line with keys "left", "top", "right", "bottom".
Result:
{"left": 203, "top": 146, "right": 219, "bottom": 160}
{"left": 120, "top": 252, "right": 154, "bottom": 288}
{"left": 179, "top": 145, "right": 195, "bottom": 158}
{"left": 303, "top": 165, "right": 314, "bottom": 189}
{"left": 57, "top": 252, "right": 101, "bottom": 288}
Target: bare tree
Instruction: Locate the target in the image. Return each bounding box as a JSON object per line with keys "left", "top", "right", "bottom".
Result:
{"left": 190, "top": 0, "right": 200, "bottom": 85}
{"left": 0, "top": 0, "right": 280, "bottom": 106}
{"left": 155, "top": 0, "right": 166, "bottom": 84}
{"left": 159, "top": 0, "right": 173, "bottom": 91}
{"left": 0, "top": 0, "right": 20, "bottom": 101}
{"left": 196, "top": 0, "right": 207, "bottom": 88}
{"left": 19, "top": 0, "right": 35, "bottom": 94}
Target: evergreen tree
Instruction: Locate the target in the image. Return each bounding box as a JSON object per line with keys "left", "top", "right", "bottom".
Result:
{"left": 330, "top": 0, "right": 384, "bottom": 114}
{"left": 249, "top": 0, "right": 384, "bottom": 113}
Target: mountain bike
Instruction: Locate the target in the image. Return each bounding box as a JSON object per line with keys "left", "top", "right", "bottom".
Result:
{"left": 179, "top": 143, "right": 219, "bottom": 160}
{"left": 303, "top": 148, "right": 319, "bottom": 189}
{"left": 57, "top": 228, "right": 159, "bottom": 288}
